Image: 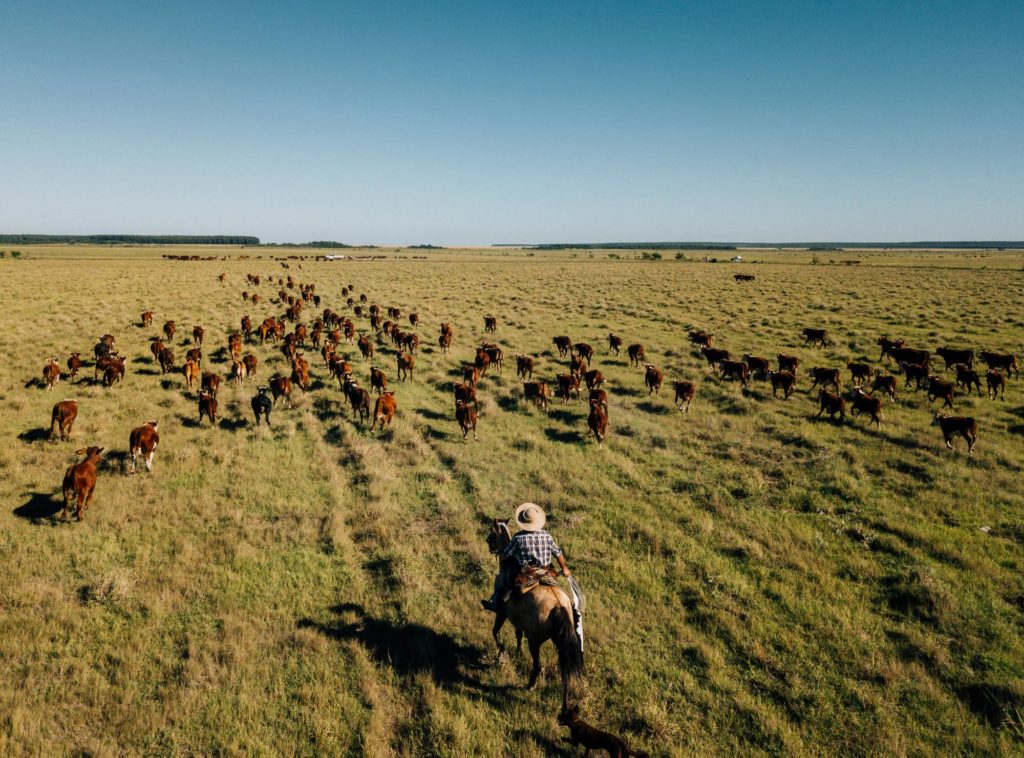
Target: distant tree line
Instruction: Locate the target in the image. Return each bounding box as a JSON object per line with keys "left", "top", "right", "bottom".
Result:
{"left": 409, "top": 244, "right": 445, "bottom": 249}
{"left": 0, "top": 234, "right": 259, "bottom": 245}
{"left": 496, "top": 241, "right": 1024, "bottom": 250}
{"left": 515, "top": 242, "right": 738, "bottom": 251}
{"left": 263, "top": 241, "right": 379, "bottom": 249}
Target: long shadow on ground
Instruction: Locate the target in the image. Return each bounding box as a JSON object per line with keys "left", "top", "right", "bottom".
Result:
{"left": 14, "top": 491, "right": 63, "bottom": 522}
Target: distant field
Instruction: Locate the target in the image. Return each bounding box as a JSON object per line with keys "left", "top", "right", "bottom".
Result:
{"left": 1, "top": 246, "right": 1023, "bottom": 755}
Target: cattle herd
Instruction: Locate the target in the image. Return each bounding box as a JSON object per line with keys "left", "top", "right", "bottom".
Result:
{"left": 36, "top": 269, "right": 1019, "bottom": 521}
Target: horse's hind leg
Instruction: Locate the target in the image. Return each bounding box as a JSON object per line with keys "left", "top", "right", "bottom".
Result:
{"left": 526, "top": 638, "right": 542, "bottom": 691}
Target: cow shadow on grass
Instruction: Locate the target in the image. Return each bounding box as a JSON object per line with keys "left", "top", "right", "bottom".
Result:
{"left": 175, "top": 414, "right": 204, "bottom": 429}
{"left": 14, "top": 491, "right": 63, "bottom": 522}
{"left": 497, "top": 395, "right": 520, "bottom": 412}
{"left": 298, "top": 603, "right": 502, "bottom": 701}
{"left": 18, "top": 427, "right": 51, "bottom": 444}
{"left": 219, "top": 417, "right": 248, "bottom": 432}
{"left": 548, "top": 408, "right": 579, "bottom": 424}
{"left": 545, "top": 427, "right": 582, "bottom": 444}
{"left": 416, "top": 407, "right": 448, "bottom": 422}
{"left": 136, "top": 368, "right": 160, "bottom": 377}
{"left": 637, "top": 400, "right": 671, "bottom": 415}
{"left": 610, "top": 385, "right": 644, "bottom": 398}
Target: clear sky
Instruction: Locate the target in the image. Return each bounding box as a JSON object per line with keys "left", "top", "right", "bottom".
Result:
{"left": 1, "top": 1, "right": 1021, "bottom": 244}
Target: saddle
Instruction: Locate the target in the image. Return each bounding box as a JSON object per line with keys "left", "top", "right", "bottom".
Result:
{"left": 513, "top": 566, "right": 560, "bottom": 594}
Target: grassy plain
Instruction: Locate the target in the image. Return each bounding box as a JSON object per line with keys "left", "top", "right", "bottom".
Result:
{"left": 1, "top": 245, "right": 1023, "bottom": 756}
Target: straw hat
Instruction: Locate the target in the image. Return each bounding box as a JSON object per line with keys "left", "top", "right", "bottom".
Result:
{"left": 514, "top": 502, "right": 546, "bottom": 532}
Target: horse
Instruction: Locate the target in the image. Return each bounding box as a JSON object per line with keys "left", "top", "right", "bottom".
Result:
{"left": 485, "top": 519, "right": 584, "bottom": 710}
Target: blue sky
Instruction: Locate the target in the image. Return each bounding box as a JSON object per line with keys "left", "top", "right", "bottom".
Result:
{"left": 1, "top": 1, "right": 1021, "bottom": 244}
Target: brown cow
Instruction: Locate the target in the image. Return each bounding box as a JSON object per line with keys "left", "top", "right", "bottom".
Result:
{"left": 516, "top": 355, "right": 535, "bottom": 380}
{"left": 358, "top": 334, "right": 374, "bottom": 361}
{"left": 141, "top": 310, "right": 154, "bottom": 327}
{"left": 484, "top": 316, "right": 497, "bottom": 333}
{"left": 802, "top": 327, "right": 829, "bottom": 348}
{"left": 129, "top": 421, "right": 160, "bottom": 473}
{"left": 936, "top": 346, "right": 974, "bottom": 370}
{"left": 849, "top": 388, "right": 883, "bottom": 428}
{"left": 185, "top": 347, "right": 202, "bottom": 366}
{"left": 589, "top": 388, "right": 609, "bottom": 416}
{"left": 475, "top": 348, "right": 491, "bottom": 375}
{"left": 553, "top": 335, "right": 572, "bottom": 357}
{"left": 777, "top": 354, "right": 800, "bottom": 375}
{"left": 463, "top": 365, "right": 481, "bottom": 387}
{"left": 372, "top": 391, "right": 397, "bottom": 432}
{"left": 100, "top": 355, "right": 126, "bottom": 387}
{"left": 557, "top": 373, "right": 581, "bottom": 403}
{"left": 456, "top": 399, "right": 478, "bottom": 441}
{"left": 403, "top": 333, "right": 420, "bottom": 354}
{"left": 932, "top": 414, "right": 977, "bottom": 452}
{"left": 627, "top": 343, "right": 645, "bottom": 368}
{"left": 183, "top": 358, "right": 200, "bottom": 391}
{"left": 202, "top": 371, "right": 221, "bottom": 398}
{"left": 644, "top": 364, "right": 664, "bottom": 396}
{"left": 347, "top": 382, "right": 371, "bottom": 424}
{"left": 50, "top": 400, "right": 78, "bottom": 440}
{"left": 569, "top": 354, "right": 585, "bottom": 378}
{"left": 768, "top": 370, "right": 797, "bottom": 399}
{"left": 66, "top": 353, "right": 82, "bottom": 382}
{"left": 43, "top": 358, "right": 61, "bottom": 390}
{"left": 370, "top": 366, "right": 387, "bottom": 395}
{"left": 158, "top": 347, "right": 175, "bottom": 375}
{"left": 877, "top": 336, "right": 905, "bottom": 363}
{"left": 742, "top": 354, "right": 770, "bottom": 380}
{"left": 953, "top": 364, "right": 981, "bottom": 396}
{"left": 439, "top": 326, "right": 453, "bottom": 354}
{"left": 817, "top": 390, "right": 846, "bottom": 422}
{"left": 847, "top": 362, "right": 873, "bottom": 384}
{"left": 523, "top": 381, "right": 550, "bottom": 411}
{"left": 688, "top": 330, "right": 713, "bottom": 348}
{"left": 588, "top": 399, "right": 609, "bottom": 449}
{"left": 608, "top": 333, "right": 622, "bottom": 354}
{"left": 809, "top": 367, "right": 841, "bottom": 393}
{"left": 454, "top": 382, "right": 478, "bottom": 409}
{"left": 291, "top": 355, "right": 311, "bottom": 391}
{"left": 62, "top": 446, "right": 104, "bottom": 521}
{"left": 481, "top": 343, "right": 503, "bottom": 372}
{"left": 198, "top": 391, "right": 218, "bottom": 424}
{"left": 398, "top": 352, "right": 415, "bottom": 381}
{"left": 892, "top": 347, "right": 931, "bottom": 369}
{"left": 673, "top": 380, "right": 696, "bottom": 413}
{"left": 900, "top": 361, "right": 929, "bottom": 391}
{"left": 163, "top": 321, "right": 176, "bottom": 341}
{"left": 228, "top": 333, "right": 243, "bottom": 362}
{"left": 719, "top": 360, "right": 749, "bottom": 388}
{"left": 927, "top": 376, "right": 955, "bottom": 409}
{"left": 870, "top": 374, "right": 897, "bottom": 402}
{"left": 986, "top": 369, "right": 1006, "bottom": 400}
{"left": 231, "top": 360, "right": 248, "bottom": 387}
{"left": 979, "top": 350, "right": 1018, "bottom": 379}
{"left": 150, "top": 337, "right": 165, "bottom": 363}
{"left": 243, "top": 353, "right": 258, "bottom": 379}
{"left": 701, "top": 347, "right": 730, "bottom": 369}
{"left": 192, "top": 325, "right": 205, "bottom": 346}
{"left": 584, "top": 368, "right": 604, "bottom": 390}
{"left": 574, "top": 343, "right": 594, "bottom": 365}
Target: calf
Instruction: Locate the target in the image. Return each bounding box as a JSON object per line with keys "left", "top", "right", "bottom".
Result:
{"left": 192, "top": 325, "right": 205, "bottom": 347}
{"left": 403, "top": 333, "right": 420, "bottom": 354}
{"left": 397, "top": 352, "right": 415, "bottom": 381}
{"left": 808, "top": 367, "right": 841, "bottom": 393}
{"left": 877, "top": 336, "right": 905, "bottom": 363}
{"left": 454, "top": 382, "right": 478, "bottom": 409}
{"left": 481, "top": 343, "right": 503, "bottom": 371}
{"left": 719, "top": 359, "right": 749, "bottom": 388}
{"left": 953, "top": 364, "right": 981, "bottom": 396}
{"left": 372, "top": 391, "right": 397, "bottom": 431}
{"left": 627, "top": 343, "right": 645, "bottom": 368}
{"left": 370, "top": 366, "right": 388, "bottom": 395}
{"left": 588, "top": 399, "right": 609, "bottom": 449}
{"left": 185, "top": 347, "right": 202, "bottom": 366}
{"left": 777, "top": 353, "right": 800, "bottom": 375}
{"left": 484, "top": 316, "right": 497, "bottom": 333}
{"left": 291, "top": 355, "right": 311, "bottom": 391}
{"left": 150, "top": 337, "right": 165, "bottom": 362}
{"left": 979, "top": 350, "right": 1019, "bottom": 379}
{"left": 101, "top": 355, "right": 125, "bottom": 387}
{"left": 270, "top": 375, "right": 292, "bottom": 406}
{"left": 163, "top": 321, "right": 176, "bottom": 341}
{"left": 589, "top": 388, "right": 609, "bottom": 416}
{"left": 608, "top": 333, "right": 622, "bottom": 354}
{"left": 927, "top": 376, "right": 956, "bottom": 409}
{"left": 584, "top": 368, "right": 604, "bottom": 390}
{"left": 688, "top": 330, "right": 713, "bottom": 348}
{"left": 900, "top": 361, "right": 929, "bottom": 391}
{"left": 347, "top": 382, "right": 371, "bottom": 424}
{"left": 474, "top": 348, "right": 492, "bottom": 375}
{"left": 158, "top": 347, "right": 175, "bottom": 375}
{"left": 66, "top": 353, "right": 82, "bottom": 382}
{"left": 129, "top": 421, "right": 160, "bottom": 473}
{"left": 141, "top": 310, "right": 154, "bottom": 327}
{"left": 553, "top": 335, "right": 572, "bottom": 357}
{"left": 183, "top": 358, "right": 200, "bottom": 391}
{"left": 574, "top": 343, "right": 594, "bottom": 365}
{"left": 644, "top": 364, "right": 664, "bottom": 396}
{"left": 849, "top": 388, "right": 883, "bottom": 428}
{"left": 847, "top": 362, "right": 872, "bottom": 384}
{"left": 742, "top": 354, "right": 770, "bottom": 380}
{"left": 43, "top": 358, "right": 61, "bottom": 390}
{"left": 936, "top": 346, "right": 974, "bottom": 370}
{"left": 455, "top": 399, "right": 478, "bottom": 441}
{"left": 768, "top": 370, "right": 797, "bottom": 399}
{"left": 892, "top": 347, "right": 931, "bottom": 369}
{"left": 202, "top": 371, "right": 221, "bottom": 397}
{"left": 673, "top": 380, "right": 696, "bottom": 413}
{"left": 986, "top": 369, "right": 1006, "bottom": 400}
{"left": 358, "top": 334, "right": 374, "bottom": 360}
{"left": 243, "top": 353, "right": 258, "bottom": 379}
{"left": 817, "top": 390, "right": 846, "bottom": 422}
{"left": 251, "top": 386, "right": 272, "bottom": 426}
{"left": 569, "top": 354, "right": 586, "bottom": 378}
{"left": 557, "top": 373, "right": 581, "bottom": 403}
{"left": 932, "top": 414, "right": 977, "bottom": 452}
{"left": 701, "top": 347, "right": 730, "bottom": 368}
{"left": 516, "top": 355, "right": 534, "bottom": 380}
{"left": 62, "top": 446, "right": 104, "bottom": 521}
{"left": 523, "top": 381, "right": 550, "bottom": 411}
{"left": 198, "top": 392, "right": 218, "bottom": 424}
{"left": 802, "top": 327, "right": 829, "bottom": 348}
{"left": 50, "top": 399, "right": 78, "bottom": 440}
{"left": 870, "top": 374, "right": 897, "bottom": 402}
{"left": 438, "top": 328, "right": 453, "bottom": 354}
{"left": 463, "top": 365, "right": 480, "bottom": 387}
{"left": 231, "top": 360, "right": 247, "bottom": 387}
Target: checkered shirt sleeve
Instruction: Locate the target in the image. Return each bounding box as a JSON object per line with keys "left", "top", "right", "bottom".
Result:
{"left": 501, "top": 530, "right": 562, "bottom": 567}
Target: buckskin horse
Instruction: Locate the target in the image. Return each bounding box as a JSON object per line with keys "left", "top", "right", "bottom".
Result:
{"left": 485, "top": 519, "right": 584, "bottom": 709}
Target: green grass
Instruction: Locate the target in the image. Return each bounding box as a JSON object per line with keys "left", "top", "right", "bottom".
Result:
{"left": 1, "top": 246, "right": 1023, "bottom": 755}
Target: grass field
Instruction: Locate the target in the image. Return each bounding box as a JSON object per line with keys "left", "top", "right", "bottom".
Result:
{"left": 1, "top": 245, "right": 1023, "bottom": 756}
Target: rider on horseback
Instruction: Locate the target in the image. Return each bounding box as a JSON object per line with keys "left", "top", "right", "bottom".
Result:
{"left": 482, "top": 502, "right": 570, "bottom": 612}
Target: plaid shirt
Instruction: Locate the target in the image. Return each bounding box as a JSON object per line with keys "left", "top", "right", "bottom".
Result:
{"left": 501, "top": 530, "right": 562, "bottom": 568}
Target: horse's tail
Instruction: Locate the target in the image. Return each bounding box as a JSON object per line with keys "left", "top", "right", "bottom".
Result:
{"left": 552, "top": 603, "right": 584, "bottom": 684}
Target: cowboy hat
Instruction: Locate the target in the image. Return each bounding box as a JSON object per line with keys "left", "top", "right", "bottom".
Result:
{"left": 514, "top": 502, "right": 546, "bottom": 532}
